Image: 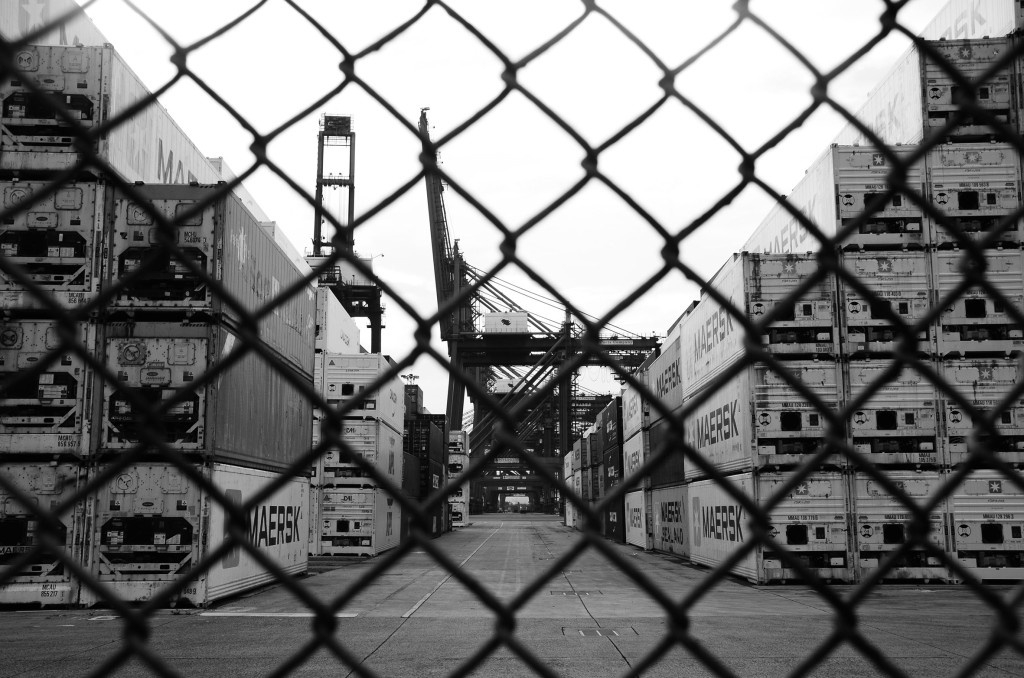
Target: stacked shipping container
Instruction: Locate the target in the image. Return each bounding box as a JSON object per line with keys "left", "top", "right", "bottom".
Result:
{"left": 0, "top": 42, "right": 318, "bottom": 606}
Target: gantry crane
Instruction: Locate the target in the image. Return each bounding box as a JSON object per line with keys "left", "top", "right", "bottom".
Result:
{"left": 418, "top": 109, "right": 660, "bottom": 511}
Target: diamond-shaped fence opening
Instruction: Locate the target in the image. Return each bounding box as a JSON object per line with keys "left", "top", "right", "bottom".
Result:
{"left": 3, "top": 1, "right": 1024, "bottom": 677}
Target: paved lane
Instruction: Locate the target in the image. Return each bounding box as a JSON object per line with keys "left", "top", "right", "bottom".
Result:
{"left": 3, "top": 514, "right": 1023, "bottom": 677}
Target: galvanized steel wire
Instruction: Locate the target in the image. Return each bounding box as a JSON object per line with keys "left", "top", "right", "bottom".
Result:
{"left": 2, "top": 1, "right": 1024, "bottom": 677}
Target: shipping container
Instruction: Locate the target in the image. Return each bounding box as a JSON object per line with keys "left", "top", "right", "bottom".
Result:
{"left": 647, "top": 415, "right": 686, "bottom": 489}
{"left": 650, "top": 484, "right": 689, "bottom": 557}
{"left": 599, "top": 397, "right": 623, "bottom": 490}
{"left": 579, "top": 466, "right": 591, "bottom": 502}
{"left": 926, "top": 142, "right": 1022, "bottom": 249}
{"left": 307, "top": 483, "right": 322, "bottom": 555}
{"left": 844, "top": 359, "right": 942, "bottom": 466}
{"left": 621, "top": 379, "right": 645, "bottom": 441}
{"left": 919, "top": 0, "right": 1018, "bottom": 40}
{"left": 319, "top": 486, "right": 400, "bottom": 556}
{"left": 931, "top": 249, "right": 1024, "bottom": 357}
{"left": 834, "top": 36, "right": 1017, "bottom": 147}
{"left": 570, "top": 438, "right": 582, "bottom": 472}
{"left": 0, "top": 179, "right": 105, "bottom": 312}
{"left": 684, "top": 360, "right": 844, "bottom": 480}
{"left": 948, "top": 469, "right": 1024, "bottom": 581}
{"left": 317, "top": 420, "right": 404, "bottom": 487}
{"left": 82, "top": 461, "right": 308, "bottom": 607}
{"left": 624, "top": 489, "right": 647, "bottom": 549}
{"left": 317, "top": 353, "right": 404, "bottom": 434}
{"left": 837, "top": 251, "right": 934, "bottom": 357}
{"left": 743, "top": 146, "right": 927, "bottom": 255}
{"left": 104, "top": 184, "right": 316, "bottom": 373}
{"left": 448, "top": 498, "right": 467, "bottom": 528}
{"left": 682, "top": 253, "right": 839, "bottom": 396}
{"left": 689, "top": 470, "right": 854, "bottom": 584}
{"left": 584, "top": 425, "right": 601, "bottom": 467}
{"left": 602, "top": 494, "right": 625, "bottom": 544}
{"left": 402, "top": 452, "right": 421, "bottom": 500}
{"left": 100, "top": 321, "right": 313, "bottom": 471}
{"left": 0, "top": 461, "right": 86, "bottom": 606}
{"left": 622, "top": 431, "right": 645, "bottom": 491}
{"left": 482, "top": 312, "right": 529, "bottom": 334}
{"left": 940, "top": 356, "right": 1024, "bottom": 466}
{"left": 314, "top": 286, "right": 360, "bottom": 354}
{"left": 0, "top": 0, "right": 111, "bottom": 46}
{"left": 852, "top": 470, "right": 950, "bottom": 581}
{"left": 0, "top": 45, "right": 222, "bottom": 184}
{"left": 404, "top": 415, "right": 446, "bottom": 465}
{"left": 647, "top": 337, "right": 683, "bottom": 424}
{"left": 0, "top": 318, "right": 95, "bottom": 455}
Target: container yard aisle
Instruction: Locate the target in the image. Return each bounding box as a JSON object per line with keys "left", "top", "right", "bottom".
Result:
{"left": 6, "top": 515, "right": 1023, "bottom": 677}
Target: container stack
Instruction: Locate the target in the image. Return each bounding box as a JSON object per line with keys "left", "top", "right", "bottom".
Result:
{"left": 621, "top": 376, "right": 648, "bottom": 550}
{"left": 403, "top": 412, "right": 447, "bottom": 537}
{"left": 598, "top": 396, "right": 624, "bottom": 543}
{"left": 564, "top": 436, "right": 581, "bottom": 529}
{"left": 608, "top": 9, "right": 1024, "bottom": 584}
{"left": 314, "top": 353, "right": 404, "bottom": 556}
{"left": 448, "top": 429, "right": 469, "bottom": 527}
{"left": 0, "top": 42, "right": 318, "bottom": 606}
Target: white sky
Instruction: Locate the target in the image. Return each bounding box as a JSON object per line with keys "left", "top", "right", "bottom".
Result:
{"left": 57, "top": 1, "right": 952, "bottom": 413}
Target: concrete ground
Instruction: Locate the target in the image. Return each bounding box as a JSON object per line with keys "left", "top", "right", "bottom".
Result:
{"left": 3, "top": 514, "right": 1023, "bottom": 677}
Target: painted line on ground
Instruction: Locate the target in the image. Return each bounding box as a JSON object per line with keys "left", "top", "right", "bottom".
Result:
{"left": 200, "top": 612, "right": 359, "bottom": 618}
{"left": 401, "top": 523, "right": 503, "bottom": 618}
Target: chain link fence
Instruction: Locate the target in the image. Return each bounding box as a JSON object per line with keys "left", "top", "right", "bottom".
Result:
{"left": 2, "top": 1, "right": 1024, "bottom": 676}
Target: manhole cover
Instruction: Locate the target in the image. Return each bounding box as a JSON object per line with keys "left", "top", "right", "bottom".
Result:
{"left": 562, "top": 627, "right": 637, "bottom": 637}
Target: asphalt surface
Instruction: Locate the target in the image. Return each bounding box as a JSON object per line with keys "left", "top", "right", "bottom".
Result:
{"left": 3, "top": 514, "right": 1023, "bottom": 677}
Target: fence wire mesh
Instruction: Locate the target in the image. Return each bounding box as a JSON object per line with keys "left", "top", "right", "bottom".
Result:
{"left": 2, "top": 1, "right": 1024, "bottom": 677}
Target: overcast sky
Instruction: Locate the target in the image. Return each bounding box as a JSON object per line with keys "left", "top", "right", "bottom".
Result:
{"left": 56, "top": 1, "right": 953, "bottom": 414}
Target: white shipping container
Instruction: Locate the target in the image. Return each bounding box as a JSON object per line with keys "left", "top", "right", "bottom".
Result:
{"left": 0, "top": 45, "right": 222, "bottom": 184}
{"left": 651, "top": 484, "right": 689, "bottom": 557}
{"left": 482, "top": 312, "right": 529, "bottom": 334}
{"left": 684, "top": 360, "right": 843, "bottom": 480}
{"left": 927, "top": 142, "right": 1022, "bottom": 249}
{"left": 948, "top": 470, "right": 1024, "bottom": 581}
{"left": 621, "top": 380, "right": 645, "bottom": 441}
{"left": 845, "top": 360, "right": 942, "bottom": 466}
{"left": 569, "top": 470, "right": 582, "bottom": 529}
{"left": 0, "top": 0, "right": 111, "bottom": 46}
{"left": 0, "top": 461, "right": 86, "bottom": 606}
{"left": 314, "top": 287, "right": 361, "bottom": 354}
{"left": 689, "top": 471, "right": 853, "bottom": 584}
{"left": 570, "top": 438, "right": 582, "bottom": 473}
{"left": 852, "top": 470, "right": 950, "bottom": 581}
{"left": 647, "top": 337, "right": 683, "bottom": 424}
{"left": 838, "top": 251, "right": 934, "bottom": 356}
{"left": 624, "top": 489, "right": 647, "bottom": 549}
{"left": 919, "top": 0, "right": 1018, "bottom": 40}
{"left": 743, "top": 146, "right": 928, "bottom": 255}
{"left": 939, "top": 357, "right": 1024, "bottom": 466}
{"left": 318, "top": 353, "right": 405, "bottom": 434}
{"left": 0, "top": 179, "right": 105, "bottom": 311}
{"left": 82, "top": 461, "right": 308, "bottom": 607}
{"left": 0, "top": 318, "right": 95, "bottom": 455}
{"left": 449, "top": 498, "right": 467, "bottom": 527}
{"left": 931, "top": 249, "right": 1024, "bottom": 357}
{"left": 683, "top": 253, "right": 839, "bottom": 398}
{"left": 318, "top": 420, "right": 404, "bottom": 487}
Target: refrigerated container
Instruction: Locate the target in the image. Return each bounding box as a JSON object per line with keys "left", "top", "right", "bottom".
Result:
{"left": 940, "top": 356, "right": 1024, "bottom": 466}
{"left": 621, "top": 379, "right": 645, "bottom": 441}
{"left": 0, "top": 0, "right": 111, "bottom": 46}
{"left": 684, "top": 359, "right": 844, "bottom": 480}
{"left": 0, "top": 318, "right": 96, "bottom": 455}
{"left": 104, "top": 184, "right": 316, "bottom": 374}
{"left": 602, "top": 494, "right": 625, "bottom": 544}
{"left": 570, "top": 438, "right": 582, "bottom": 473}
{"left": 743, "top": 146, "right": 927, "bottom": 255}
{"left": 100, "top": 321, "right": 313, "bottom": 471}
{"left": 682, "top": 253, "right": 839, "bottom": 397}
{"left": 0, "top": 45, "right": 222, "bottom": 183}
{"left": 317, "top": 420, "right": 404, "bottom": 487}
{"left": 834, "top": 37, "right": 1017, "bottom": 147}
{"left": 647, "top": 415, "right": 685, "bottom": 488}
{"left": 948, "top": 469, "right": 1024, "bottom": 581}
{"left": 651, "top": 483, "right": 689, "bottom": 557}
{"left": 918, "top": 0, "right": 1018, "bottom": 40}
{"left": 314, "top": 286, "right": 361, "bottom": 354}
{"left": 852, "top": 470, "right": 950, "bottom": 581}
{"left": 320, "top": 487, "right": 400, "bottom": 556}
{"left": 0, "top": 461, "right": 86, "bottom": 606}
{"left": 624, "top": 489, "right": 647, "bottom": 549}
{"left": 82, "top": 461, "right": 308, "bottom": 607}
{"left": 837, "top": 251, "right": 935, "bottom": 356}
{"left": 926, "top": 142, "right": 1022, "bottom": 249}
{"left": 931, "top": 249, "right": 1024, "bottom": 357}
{"left": 647, "top": 337, "right": 683, "bottom": 424}
{"left": 688, "top": 470, "right": 853, "bottom": 584}
{"left": 622, "top": 432, "right": 645, "bottom": 491}
{"left": 0, "top": 179, "right": 105, "bottom": 312}
{"left": 316, "top": 353, "right": 404, "bottom": 434}
{"left": 844, "top": 359, "right": 941, "bottom": 466}
{"left": 599, "top": 397, "right": 622, "bottom": 491}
